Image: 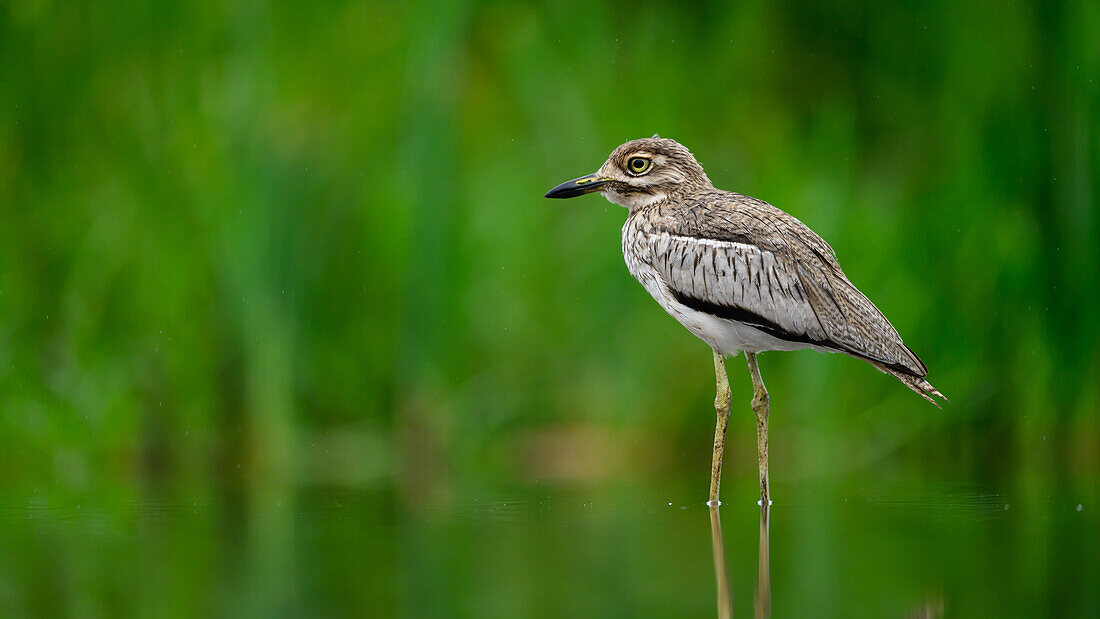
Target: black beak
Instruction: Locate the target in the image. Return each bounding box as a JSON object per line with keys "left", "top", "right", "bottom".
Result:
{"left": 544, "top": 173, "right": 610, "bottom": 199}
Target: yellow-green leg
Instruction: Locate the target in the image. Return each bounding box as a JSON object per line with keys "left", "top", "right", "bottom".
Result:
{"left": 745, "top": 352, "right": 771, "bottom": 505}
{"left": 708, "top": 349, "right": 732, "bottom": 505}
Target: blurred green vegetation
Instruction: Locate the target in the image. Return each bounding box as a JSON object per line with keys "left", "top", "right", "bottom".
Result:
{"left": 1, "top": 0, "right": 1098, "bottom": 615}
{"left": 3, "top": 0, "right": 1096, "bottom": 489}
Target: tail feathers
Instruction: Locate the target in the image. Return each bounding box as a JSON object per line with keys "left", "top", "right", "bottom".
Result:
{"left": 870, "top": 361, "right": 948, "bottom": 407}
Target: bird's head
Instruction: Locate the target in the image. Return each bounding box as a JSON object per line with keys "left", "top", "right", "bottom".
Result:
{"left": 545, "top": 135, "right": 712, "bottom": 210}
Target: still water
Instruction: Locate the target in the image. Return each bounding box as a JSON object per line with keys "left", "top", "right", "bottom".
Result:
{"left": 3, "top": 470, "right": 1096, "bottom": 617}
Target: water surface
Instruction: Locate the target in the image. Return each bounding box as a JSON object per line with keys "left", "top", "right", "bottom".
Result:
{"left": 3, "top": 469, "right": 1095, "bottom": 617}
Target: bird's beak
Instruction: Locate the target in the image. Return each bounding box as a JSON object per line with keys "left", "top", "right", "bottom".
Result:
{"left": 544, "top": 173, "right": 610, "bottom": 199}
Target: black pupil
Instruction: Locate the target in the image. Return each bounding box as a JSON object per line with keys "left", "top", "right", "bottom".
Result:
{"left": 631, "top": 158, "right": 646, "bottom": 171}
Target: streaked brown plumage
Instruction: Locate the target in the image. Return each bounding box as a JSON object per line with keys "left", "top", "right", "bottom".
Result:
{"left": 546, "top": 136, "right": 945, "bottom": 504}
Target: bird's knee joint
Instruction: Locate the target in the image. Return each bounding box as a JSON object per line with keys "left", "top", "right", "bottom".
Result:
{"left": 752, "top": 391, "right": 769, "bottom": 410}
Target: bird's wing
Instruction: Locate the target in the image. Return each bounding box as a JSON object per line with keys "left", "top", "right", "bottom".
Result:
{"left": 645, "top": 230, "right": 831, "bottom": 343}
{"left": 644, "top": 192, "right": 927, "bottom": 376}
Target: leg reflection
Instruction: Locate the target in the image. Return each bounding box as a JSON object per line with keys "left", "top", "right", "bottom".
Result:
{"left": 709, "top": 505, "right": 772, "bottom": 619}
{"left": 708, "top": 506, "right": 734, "bottom": 619}
{"left": 755, "top": 504, "right": 771, "bottom": 619}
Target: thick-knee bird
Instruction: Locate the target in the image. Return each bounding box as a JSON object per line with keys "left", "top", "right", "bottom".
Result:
{"left": 546, "top": 136, "right": 945, "bottom": 505}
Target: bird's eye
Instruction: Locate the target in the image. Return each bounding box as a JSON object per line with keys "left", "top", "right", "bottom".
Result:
{"left": 626, "top": 156, "right": 653, "bottom": 176}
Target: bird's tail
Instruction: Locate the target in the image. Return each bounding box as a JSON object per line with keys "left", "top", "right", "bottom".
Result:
{"left": 870, "top": 361, "right": 948, "bottom": 407}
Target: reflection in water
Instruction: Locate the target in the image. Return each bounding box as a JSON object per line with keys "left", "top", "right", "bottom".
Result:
{"left": 709, "top": 505, "right": 771, "bottom": 618}
{"left": 708, "top": 506, "right": 733, "bottom": 619}
{"left": 756, "top": 505, "right": 771, "bottom": 619}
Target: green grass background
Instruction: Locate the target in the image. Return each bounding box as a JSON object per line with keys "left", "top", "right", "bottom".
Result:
{"left": 1, "top": 1, "right": 1098, "bottom": 616}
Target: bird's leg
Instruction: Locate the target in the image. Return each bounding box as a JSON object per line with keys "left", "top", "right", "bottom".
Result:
{"left": 709, "top": 349, "right": 732, "bottom": 505}
{"left": 745, "top": 352, "right": 770, "bottom": 505}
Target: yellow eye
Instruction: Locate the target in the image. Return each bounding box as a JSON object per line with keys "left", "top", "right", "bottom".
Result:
{"left": 626, "top": 156, "right": 652, "bottom": 176}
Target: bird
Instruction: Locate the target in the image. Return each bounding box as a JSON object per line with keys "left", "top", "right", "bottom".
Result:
{"left": 545, "top": 135, "right": 945, "bottom": 505}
